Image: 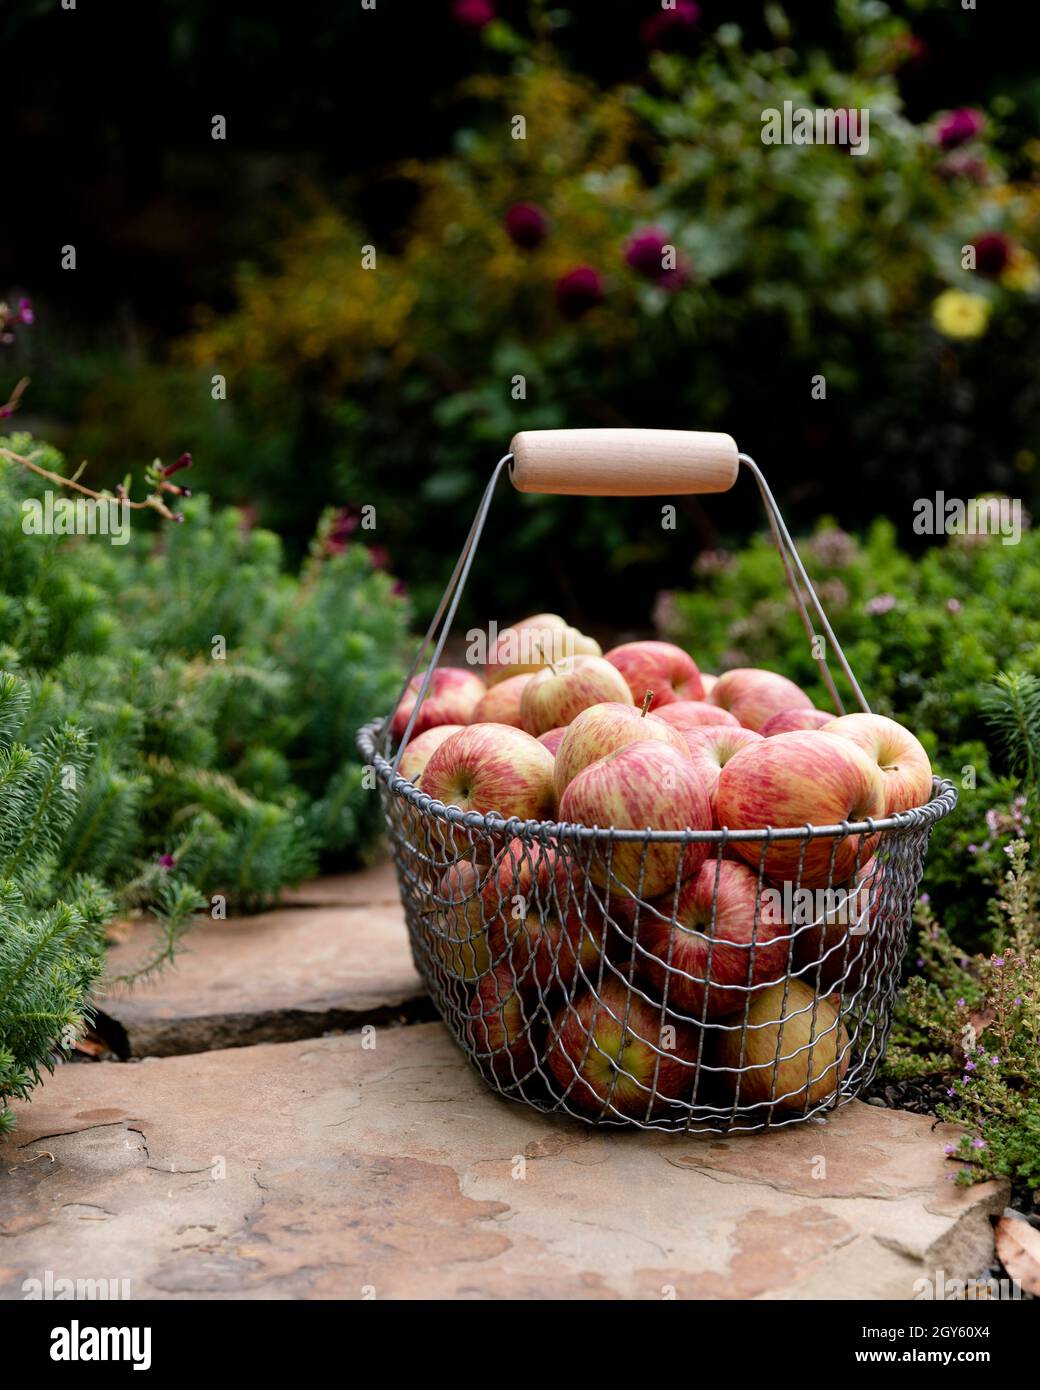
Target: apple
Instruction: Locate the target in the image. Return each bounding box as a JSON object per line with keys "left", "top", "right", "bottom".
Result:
{"left": 469, "top": 672, "right": 534, "bottom": 729}
{"left": 537, "top": 727, "right": 568, "bottom": 756}
{"left": 793, "top": 856, "right": 881, "bottom": 994}
{"left": 710, "top": 668, "right": 813, "bottom": 733}
{"left": 553, "top": 700, "right": 687, "bottom": 801}
{"left": 546, "top": 976, "right": 700, "bottom": 1118}
{"left": 422, "top": 723, "right": 556, "bottom": 826}
{"left": 604, "top": 640, "right": 704, "bottom": 708}
{"left": 716, "top": 979, "right": 850, "bottom": 1112}
{"left": 639, "top": 860, "right": 790, "bottom": 1017}
{"left": 486, "top": 613, "right": 600, "bottom": 685}
{"left": 484, "top": 837, "right": 604, "bottom": 992}
{"left": 715, "top": 731, "right": 886, "bottom": 888}
{"left": 397, "top": 724, "right": 467, "bottom": 783}
{"left": 429, "top": 860, "right": 493, "bottom": 981}
{"left": 760, "top": 708, "right": 833, "bottom": 737}
{"left": 681, "top": 725, "right": 763, "bottom": 818}
{"left": 820, "top": 712, "right": 933, "bottom": 815}
{"left": 467, "top": 962, "right": 538, "bottom": 1084}
{"left": 520, "top": 655, "right": 634, "bottom": 737}
{"left": 654, "top": 700, "right": 740, "bottom": 731}
{"left": 558, "top": 741, "right": 713, "bottom": 896}
{"left": 391, "top": 667, "right": 487, "bottom": 742}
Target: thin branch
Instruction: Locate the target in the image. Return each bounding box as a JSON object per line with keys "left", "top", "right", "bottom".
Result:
{"left": 0, "top": 445, "right": 181, "bottom": 521}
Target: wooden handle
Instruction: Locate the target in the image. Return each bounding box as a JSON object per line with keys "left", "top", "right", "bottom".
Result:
{"left": 509, "top": 429, "right": 739, "bottom": 496}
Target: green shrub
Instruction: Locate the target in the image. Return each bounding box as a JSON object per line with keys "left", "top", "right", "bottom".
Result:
{"left": 888, "top": 839, "right": 1040, "bottom": 1190}
{"left": 0, "top": 670, "right": 114, "bottom": 1134}
{"left": 1, "top": 433, "right": 409, "bottom": 908}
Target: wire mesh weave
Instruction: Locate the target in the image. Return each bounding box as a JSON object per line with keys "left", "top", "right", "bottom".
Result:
{"left": 358, "top": 720, "right": 958, "bottom": 1133}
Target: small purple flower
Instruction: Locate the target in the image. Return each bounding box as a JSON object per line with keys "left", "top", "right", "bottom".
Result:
{"left": 973, "top": 232, "right": 1012, "bottom": 277}
{"left": 947, "top": 1088, "right": 956, "bottom": 1098}
{"left": 965, "top": 1060, "right": 976, "bottom": 1071}
{"left": 967, "top": 844, "right": 978, "bottom": 855}
{"left": 944, "top": 1143, "right": 956, "bottom": 1154}
{"left": 555, "top": 266, "right": 603, "bottom": 320}
{"left": 916, "top": 957, "right": 925, "bottom": 967}
{"left": 957, "top": 997, "right": 966, "bottom": 1007}
{"left": 989, "top": 1055, "right": 999, "bottom": 1066}
{"left": 158, "top": 853, "right": 176, "bottom": 869}
{"left": 946, "top": 597, "right": 961, "bottom": 613}
{"left": 972, "top": 1137, "right": 986, "bottom": 1149}
{"left": 624, "top": 227, "right": 691, "bottom": 289}
{"left": 993, "top": 956, "right": 1005, "bottom": 967}
{"left": 935, "top": 108, "right": 986, "bottom": 151}
{"left": 919, "top": 892, "right": 930, "bottom": 905}
{"left": 865, "top": 594, "right": 897, "bottom": 616}
{"left": 452, "top": 0, "right": 495, "bottom": 29}
{"left": 13, "top": 297, "right": 34, "bottom": 326}
{"left": 504, "top": 203, "right": 549, "bottom": 250}
{"left": 641, "top": 0, "right": 701, "bottom": 50}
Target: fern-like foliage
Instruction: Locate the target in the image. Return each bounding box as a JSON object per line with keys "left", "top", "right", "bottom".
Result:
{"left": 0, "top": 674, "right": 115, "bottom": 1133}
{"left": 981, "top": 670, "right": 1040, "bottom": 814}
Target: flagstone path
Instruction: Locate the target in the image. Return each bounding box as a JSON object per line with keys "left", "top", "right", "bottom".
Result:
{"left": 0, "top": 863, "right": 1008, "bottom": 1301}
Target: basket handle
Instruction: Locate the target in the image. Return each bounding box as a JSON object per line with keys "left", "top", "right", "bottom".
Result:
{"left": 379, "top": 439, "right": 872, "bottom": 767}
{"left": 509, "top": 428, "right": 739, "bottom": 496}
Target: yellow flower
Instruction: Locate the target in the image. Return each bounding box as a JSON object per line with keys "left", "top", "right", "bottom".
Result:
{"left": 931, "top": 289, "right": 991, "bottom": 340}
{"left": 1001, "top": 248, "right": 1040, "bottom": 293}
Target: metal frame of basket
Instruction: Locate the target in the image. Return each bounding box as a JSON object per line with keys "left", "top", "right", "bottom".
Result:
{"left": 357, "top": 430, "right": 958, "bottom": 1132}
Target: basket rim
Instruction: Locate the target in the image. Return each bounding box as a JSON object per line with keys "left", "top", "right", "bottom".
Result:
{"left": 357, "top": 719, "right": 959, "bottom": 845}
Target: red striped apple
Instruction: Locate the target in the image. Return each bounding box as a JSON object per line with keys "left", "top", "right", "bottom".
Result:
{"left": 604, "top": 640, "right": 704, "bottom": 708}
{"left": 391, "top": 666, "right": 486, "bottom": 741}
{"left": 422, "top": 723, "right": 556, "bottom": 826}
{"left": 397, "top": 724, "right": 466, "bottom": 783}
{"left": 558, "top": 741, "right": 713, "bottom": 896}
{"left": 484, "top": 837, "right": 603, "bottom": 992}
{"left": 546, "top": 977, "right": 700, "bottom": 1118}
{"left": 681, "top": 725, "right": 763, "bottom": 818}
{"left": 469, "top": 672, "right": 534, "bottom": 728}
{"left": 553, "top": 700, "right": 687, "bottom": 800}
{"left": 654, "top": 700, "right": 740, "bottom": 731}
{"left": 467, "top": 962, "right": 538, "bottom": 1084}
{"left": 486, "top": 613, "right": 601, "bottom": 685}
{"left": 715, "top": 731, "right": 885, "bottom": 887}
{"left": 820, "top": 712, "right": 932, "bottom": 815}
{"left": 717, "top": 978, "right": 849, "bottom": 1112}
{"left": 760, "top": 708, "right": 833, "bottom": 737}
{"left": 793, "top": 855, "right": 881, "bottom": 993}
{"left": 430, "top": 859, "right": 493, "bottom": 981}
{"left": 640, "top": 859, "right": 790, "bottom": 1017}
{"left": 537, "top": 727, "right": 568, "bottom": 756}
{"left": 520, "top": 655, "right": 633, "bottom": 737}
{"left": 710, "top": 668, "right": 813, "bottom": 732}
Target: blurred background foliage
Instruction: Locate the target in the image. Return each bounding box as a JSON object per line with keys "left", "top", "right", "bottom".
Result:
{"left": 4, "top": 0, "right": 1040, "bottom": 623}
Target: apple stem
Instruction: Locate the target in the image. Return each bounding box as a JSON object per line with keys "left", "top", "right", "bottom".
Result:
{"left": 641, "top": 690, "right": 654, "bottom": 717}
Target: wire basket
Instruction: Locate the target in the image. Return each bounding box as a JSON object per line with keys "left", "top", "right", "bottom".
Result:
{"left": 358, "top": 429, "right": 958, "bottom": 1132}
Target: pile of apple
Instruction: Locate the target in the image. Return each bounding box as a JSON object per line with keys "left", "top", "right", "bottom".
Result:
{"left": 390, "top": 613, "right": 934, "bottom": 1122}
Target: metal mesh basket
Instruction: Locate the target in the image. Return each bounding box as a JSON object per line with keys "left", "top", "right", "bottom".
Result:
{"left": 357, "top": 430, "right": 958, "bottom": 1132}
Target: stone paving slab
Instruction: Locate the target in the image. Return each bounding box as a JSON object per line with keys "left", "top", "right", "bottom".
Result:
{"left": 100, "top": 893, "right": 427, "bottom": 1058}
{"left": 0, "top": 1024, "right": 1006, "bottom": 1301}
